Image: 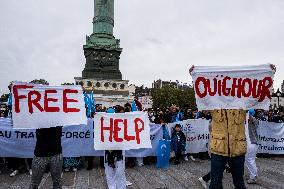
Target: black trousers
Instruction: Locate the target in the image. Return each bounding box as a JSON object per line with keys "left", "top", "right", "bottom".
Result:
{"left": 202, "top": 172, "right": 211, "bottom": 182}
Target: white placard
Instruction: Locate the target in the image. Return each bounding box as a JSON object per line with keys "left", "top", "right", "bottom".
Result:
{"left": 191, "top": 64, "right": 274, "bottom": 110}
{"left": 12, "top": 82, "right": 87, "bottom": 129}
{"left": 93, "top": 112, "right": 152, "bottom": 150}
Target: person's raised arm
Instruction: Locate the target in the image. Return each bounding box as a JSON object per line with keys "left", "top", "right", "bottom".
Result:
{"left": 189, "top": 65, "right": 195, "bottom": 75}
{"left": 270, "top": 64, "right": 276, "bottom": 73}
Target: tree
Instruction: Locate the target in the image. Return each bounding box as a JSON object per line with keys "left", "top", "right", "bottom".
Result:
{"left": 151, "top": 85, "right": 196, "bottom": 109}
{"left": 30, "top": 79, "right": 49, "bottom": 85}
{"left": 0, "top": 94, "right": 9, "bottom": 102}
{"left": 61, "top": 82, "right": 74, "bottom": 86}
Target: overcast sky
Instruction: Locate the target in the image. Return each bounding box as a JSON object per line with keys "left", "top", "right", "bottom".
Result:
{"left": 0, "top": 0, "right": 283, "bottom": 94}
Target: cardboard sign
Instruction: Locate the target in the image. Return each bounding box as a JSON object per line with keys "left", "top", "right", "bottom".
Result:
{"left": 191, "top": 64, "right": 274, "bottom": 110}
{"left": 93, "top": 112, "right": 151, "bottom": 150}
{"left": 12, "top": 82, "right": 87, "bottom": 129}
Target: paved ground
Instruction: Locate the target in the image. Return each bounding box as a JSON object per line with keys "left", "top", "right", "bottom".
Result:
{"left": 0, "top": 157, "right": 284, "bottom": 189}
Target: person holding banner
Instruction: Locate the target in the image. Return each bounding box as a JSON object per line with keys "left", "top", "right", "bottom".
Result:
{"left": 7, "top": 83, "right": 13, "bottom": 118}
{"left": 190, "top": 64, "right": 276, "bottom": 189}
{"left": 29, "top": 126, "right": 63, "bottom": 189}
{"left": 103, "top": 107, "right": 132, "bottom": 189}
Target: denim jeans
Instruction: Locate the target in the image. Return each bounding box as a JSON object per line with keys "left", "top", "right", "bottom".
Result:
{"left": 209, "top": 154, "right": 246, "bottom": 189}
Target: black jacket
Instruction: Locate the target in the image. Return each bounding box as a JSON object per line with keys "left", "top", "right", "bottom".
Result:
{"left": 34, "top": 126, "right": 62, "bottom": 157}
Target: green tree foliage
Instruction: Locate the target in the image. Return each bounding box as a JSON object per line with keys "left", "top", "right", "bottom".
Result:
{"left": 0, "top": 94, "right": 9, "bottom": 102}
{"left": 30, "top": 79, "right": 49, "bottom": 85}
{"left": 61, "top": 82, "right": 74, "bottom": 86}
{"left": 151, "top": 85, "right": 196, "bottom": 109}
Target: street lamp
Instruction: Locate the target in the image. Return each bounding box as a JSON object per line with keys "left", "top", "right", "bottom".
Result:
{"left": 276, "top": 89, "right": 281, "bottom": 109}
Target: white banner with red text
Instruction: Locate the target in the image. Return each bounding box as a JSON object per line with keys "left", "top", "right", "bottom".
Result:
{"left": 11, "top": 82, "right": 87, "bottom": 129}
{"left": 0, "top": 117, "right": 162, "bottom": 157}
{"left": 191, "top": 64, "right": 274, "bottom": 110}
{"left": 93, "top": 112, "right": 152, "bottom": 150}
{"left": 0, "top": 117, "right": 283, "bottom": 156}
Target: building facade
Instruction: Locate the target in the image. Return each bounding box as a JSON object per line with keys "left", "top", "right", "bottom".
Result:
{"left": 271, "top": 88, "right": 284, "bottom": 109}
{"left": 152, "top": 79, "right": 193, "bottom": 89}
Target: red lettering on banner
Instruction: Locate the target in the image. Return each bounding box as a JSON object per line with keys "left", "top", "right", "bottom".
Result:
{"left": 124, "top": 119, "right": 135, "bottom": 141}
{"left": 208, "top": 78, "right": 217, "bottom": 96}
{"left": 241, "top": 78, "right": 252, "bottom": 97}
{"left": 194, "top": 76, "right": 273, "bottom": 102}
{"left": 252, "top": 79, "right": 260, "bottom": 98}
{"left": 28, "top": 90, "right": 44, "bottom": 113}
{"left": 222, "top": 76, "right": 231, "bottom": 96}
{"left": 100, "top": 117, "right": 145, "bottom": 144}
{"left": 101, "top": 117, "right": 113, "bottom": 142}
{"left": 113, "top": 119, "right": 123, "bottom": 142}
{"left": 134, "top": 118, "right": 144, "bottom": 144}
{"left": 236, "top": 78, "right": 243, "bottom": 98}
{"left": 217, "top": 75, "right": 222, "bottom": 96}
{"left": 195, "top": 77, "right": 207, "bottom": 98}
{"left": 13, "top": 85, "right": 34, "bottom": 113}
{"left": 231, "top": 78, "right": 238, "bottom": 97}
{"left": 13, "top": 84, "right": 81, "bottom": 114}
{"left": 44, "top": 90, "right": 60, "bottom": 112}
{"left": 258, "top": 77, "right": 273, "bottom": 102}
{"left": 63, "top": 89, "right": 80, "bottom": 113}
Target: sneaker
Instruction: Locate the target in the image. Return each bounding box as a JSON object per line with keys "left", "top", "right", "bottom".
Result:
{"left": 224, "top": 165, "right": 231, "bottom": 173}
{"left": 72, "top": 167, "right": 77, "bottom": 172}
{"left": 247, "top": 178, "right": 257, "bottom": 184}
{"left": 126, "top": 180, "right": 132, "bottom": 186}
{"left": 137, "top": 162, "right": 144, "bottom": 167}
{"left": 190, "top": 156, "right": 196, "bottom": 161}
{"left": 64, "top": 168, "right": 70, "bottom": 172}
{"left": 198, "top": 177, "right": 208, "bottom": 189}
{"left": 29, "top": 169, "right": 32, "bottom": 176}
{"left": 184, "top": 156, "right": 189, "bottom": 161}
{"left": 10, "top": 170, "right": 19, "bottom": 177}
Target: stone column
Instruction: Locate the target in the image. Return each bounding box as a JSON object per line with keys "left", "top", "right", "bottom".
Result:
{"left": 93, "top": 0, "right": 114, "bottom": 36}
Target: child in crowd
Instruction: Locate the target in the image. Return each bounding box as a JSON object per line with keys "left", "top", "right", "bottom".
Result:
{"left": 171, "top": 124, "right": 186, "bottom": 165}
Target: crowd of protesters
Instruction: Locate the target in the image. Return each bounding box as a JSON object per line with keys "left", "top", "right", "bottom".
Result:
{"left": 1, "top": 94, "right": 284, "bottom": 188}
{"left": 147, "top": 106, "right": 284, "bottom": 124}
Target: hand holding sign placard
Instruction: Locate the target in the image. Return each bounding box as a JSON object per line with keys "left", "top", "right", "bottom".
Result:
{"left": 93, "top": 112, "right": 152, "bottom": 150}
{"left": 12, "top": 82, "right": 86, "bottom": 129}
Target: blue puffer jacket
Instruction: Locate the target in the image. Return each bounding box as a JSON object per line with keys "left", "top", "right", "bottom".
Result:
{"left": 171, "top": 131, "right": 186, "bottom": 153}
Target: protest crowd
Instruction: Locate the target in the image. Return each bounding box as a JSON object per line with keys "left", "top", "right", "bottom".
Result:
{"left": 1, "top": 101, "right": 284, "bottom": 188}
{"left": 0, "top": 64, "right": 283, "bottom": 189}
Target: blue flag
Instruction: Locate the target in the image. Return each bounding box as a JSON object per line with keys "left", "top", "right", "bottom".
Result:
{"left": 131, "top": 100, "right": 138, "bottom": 112}
{"left": 83, "top": 92, "right": 96, "bottom": 117}
{"left": 89, "top": 92, "right": 96, "bottom": 113}
{"left": 8, "top": 93, "right": 12, "bottom": 106}
{"left": 157, "top": 139, "right": 170, "bottom": 169}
